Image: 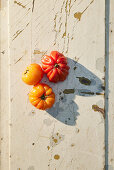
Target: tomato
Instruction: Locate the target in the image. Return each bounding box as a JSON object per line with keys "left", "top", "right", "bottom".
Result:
{"left": 29, "top": 83, "right": 55, "bottom": 110}
{"left": 22, "top": 63, "right": 43, "bottom": 85}
{"left": 41, "top": 51, "right": 70, "bottom": 83}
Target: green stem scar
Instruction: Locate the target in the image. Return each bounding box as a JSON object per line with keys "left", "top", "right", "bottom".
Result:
{"left": 54, "top": 63, "right": 59, "bottom": 68}
{"left": 41, "top": 94, "right": 45, "bottom": 100}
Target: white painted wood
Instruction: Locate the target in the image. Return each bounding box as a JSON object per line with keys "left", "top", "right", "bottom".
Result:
{"left": 0, "top": 0, "right": 106, "bottom": 169}
{"left": 108, "top": 0, "right": 114, "bottom": 169}
{"left": 0, "top": 1, "right": 10, "bottom": 169}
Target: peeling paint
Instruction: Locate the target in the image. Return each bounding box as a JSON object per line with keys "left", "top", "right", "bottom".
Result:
{"left": 78, "top": 90, "right": 104, "bottom": 96}
{"left": 32, "top": 0, "right": 35, "bottom": 12}
{"left": 92, "top": 105, "right": 105, "bottom": 118}
{"left": 14, "top": 1, "right": 26, "bottom": 8}
{"left": 33, "top": 50, "right": 46, "bottom": 55}
{"left": 50, "top": 133, "right": 64, "bottom": 147}
{"left": 77, "top": 77, "right": 91, "bottom": 85}
{"left": 12, "top": 23, "right": 29, "bottom": 41}
{"left": 73, "top": 66, "right": 77, "bottom": 70}
{"left": 71, "top": 143, "right": 75, "bottom": 147}
{"left": 29, "top": 110, "right": 36, "bottom": 115}
{"left": 74, "top": 0, "right": 94, "bottom": 21}
{"left": 63, "top": 89, "right": 75, "bottom": 94}
{"left": 74, "top": 12, "right": 82, "bottom": 21}
{"left": 47, "top": 146, "right": 50, "bottom": 150}
{"left": 54, "top": 154, "right": 60, "bottom": 160}
{"left": 1, "top": 50, "right": 5, "bottom": 54}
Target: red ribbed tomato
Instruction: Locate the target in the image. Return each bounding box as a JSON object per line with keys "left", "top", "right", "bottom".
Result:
{"left": 41, "top": 51, "right": 70, "bottom": 83}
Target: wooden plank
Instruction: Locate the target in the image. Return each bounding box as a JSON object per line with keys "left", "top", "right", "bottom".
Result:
{"left": 0, "top": 0, "right": 106, "bottom": 169}
{"left": 108, "top": 0, "right": 114, "bottom": 169}
{"left": 9, "top": 0, "right": 32, "bottom": 170}
{"left": 0, "top": 1, "right": 10, "bottom": 169}
{"left": 31, "top": 0, "right": 105, "bottom": 170}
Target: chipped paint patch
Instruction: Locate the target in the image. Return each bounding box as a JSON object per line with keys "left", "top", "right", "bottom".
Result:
{"left": 74, "top": 12, "right": 82, "bottom": 21}
{"left": 73, "top": 66, "right": 77, "bottom": 70}
{"left": 29, "top": 109, "right": 36, "bottom": 115}
{"left": 74, "top": 0, "right": 94, "bottom": 21}
{"left": 47, "top": 146, "right": 50, "bottom": 150}
{"left": 92, "top": 105, "right": 105, "bottom": 118}
{"left": 77, "top": 77, "right": 91, "bottom": 85}
{"left": 33, "top": 50, "right": 47, "bottom": 57}
{"left": 50, "top": 133, "right": 64, "bottom": 147}
{"left": 71, "top": 143, "right": 75, "bottom": 147}
{"left": 14, "top": 1, "right": 26, "bottom": 8}
{"left": 78, "top": 89, "right": 104, "bottom": 96}
{"left": 63, "top": 89, "right": 75, "bottom": 94}
{"left": 54, "top": 154, "right": 60, "bottom": 160}
{"left": 1, "top": 50, "right": 5, "bottom": 54}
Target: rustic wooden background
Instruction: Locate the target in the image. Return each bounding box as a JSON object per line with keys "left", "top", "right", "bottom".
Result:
{"left": 0, "top": 0, "right": 114, "bottom": 170}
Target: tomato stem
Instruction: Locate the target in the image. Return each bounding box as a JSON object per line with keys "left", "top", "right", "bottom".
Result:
{"left": 54, "top": 63, "right": 59, "bottom": 68}
{"left": 41, "top": 94, "right": 45, "bottom": 100}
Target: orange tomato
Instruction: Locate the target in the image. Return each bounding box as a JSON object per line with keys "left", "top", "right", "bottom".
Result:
{"left": 22, "top": 63, "right": 43, "bottom": 85}
{"left": 29, "top": 83, "right": 55, "bottom": 110}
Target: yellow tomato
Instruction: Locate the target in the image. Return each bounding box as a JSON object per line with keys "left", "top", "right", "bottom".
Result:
{"left": 22, "top": 63, "right": 43, "bottom": 85}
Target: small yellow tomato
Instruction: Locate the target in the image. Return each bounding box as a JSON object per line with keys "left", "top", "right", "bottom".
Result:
{"left": 22, "top": 63, "right": 43, "bottom": 85}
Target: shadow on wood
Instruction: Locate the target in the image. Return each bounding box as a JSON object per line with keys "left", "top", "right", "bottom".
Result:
{"left": 41, "top": 58, "right": 104, "bottom": 126}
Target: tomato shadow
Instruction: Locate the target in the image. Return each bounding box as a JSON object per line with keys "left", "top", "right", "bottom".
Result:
{"left": 41, "top": 58, "right": 104, "bottom": 126}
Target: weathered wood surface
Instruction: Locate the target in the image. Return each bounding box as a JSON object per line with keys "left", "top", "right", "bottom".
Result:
{"left": 108, "top": 0, "right": 114, "bottom": 169}
{"left": 0, "top": 1, "right": 10, "bottom": 169}
{"left": 0, "top": 0, "right": 109, "bottom": 169}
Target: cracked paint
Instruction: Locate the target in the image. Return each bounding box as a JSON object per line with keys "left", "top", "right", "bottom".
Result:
{"left": 50, "top": 133, "right": 64, "bottom": 147}
{"left": 14, "top": 0, "right": 26, "bottom": 8}
{"left": 32, "top": 0, "right": 35, "bottom": 12}
{"left": 54, "top": 154, "right": 60, "bottom": 160}
{"left": 77, "top": 77, "right": 91, "bottom": 85}
{"left": 92, "top": 105, "right": 105, "bottom": 119}
{"left": 12, "top": 23, "right": 29, "bottom": 41}
{"left": 63, "top": 89, "right": 75, "bottom": 94}
{"left": 15, "top": 56, "right": 23, "bottom": 64}
{"left": 74, "top": 0, "right": 94, "bottom": 21}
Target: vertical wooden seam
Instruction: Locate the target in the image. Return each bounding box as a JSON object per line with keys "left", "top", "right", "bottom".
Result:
{"left": 105, "top": 0, "right": 110, "bottom": 169}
